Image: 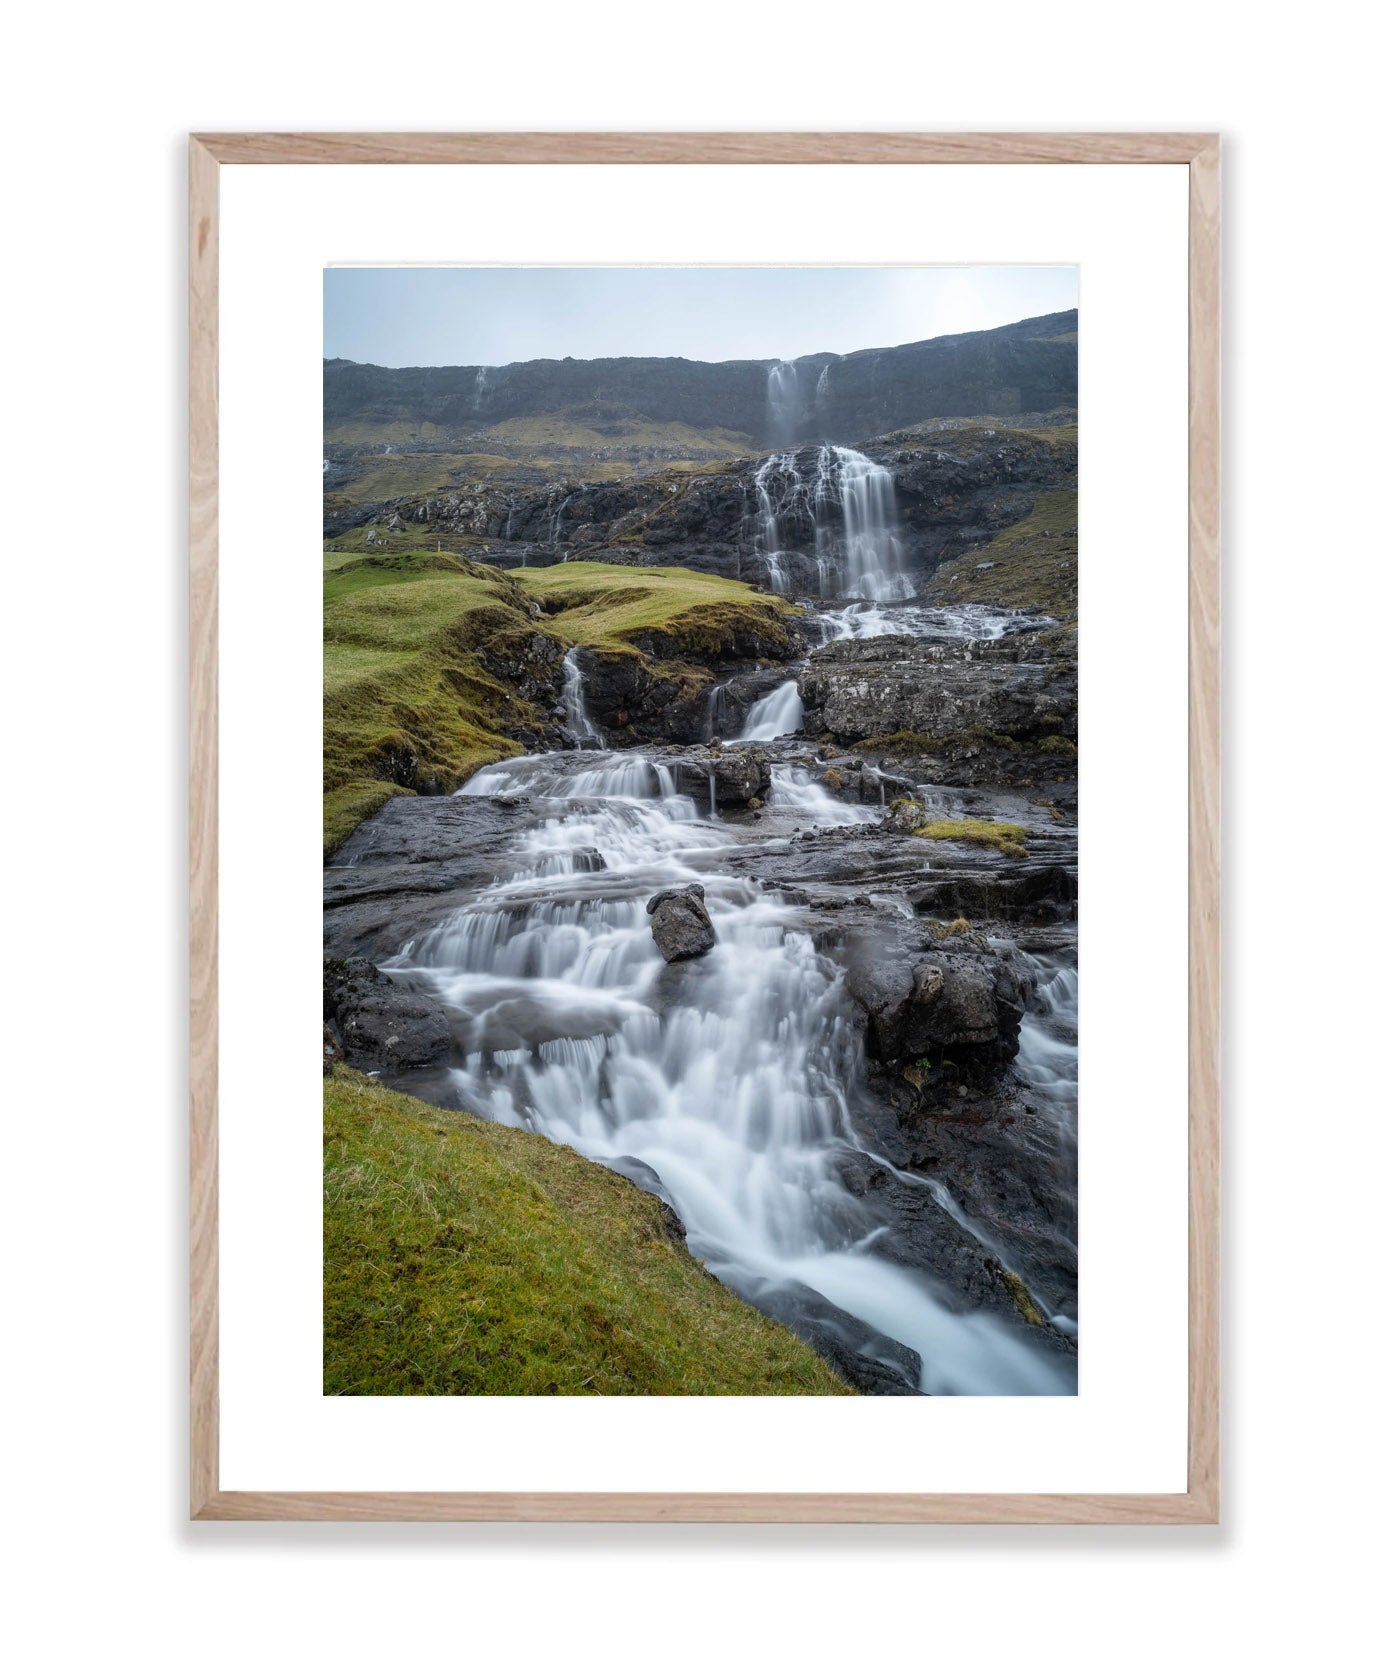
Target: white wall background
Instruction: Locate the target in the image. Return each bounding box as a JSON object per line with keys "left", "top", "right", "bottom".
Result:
{"left": 4, "top": 4, "right": 1392, "bottom": 1675}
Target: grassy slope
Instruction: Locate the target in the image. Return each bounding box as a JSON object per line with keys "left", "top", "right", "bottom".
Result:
{"left": 929, "top": 487, "right": 1078, "bottom": 619}
{"left": 323, "top": 555, "right": 549, "bottom": 853}
{"left": 326, "top": 415, "right": 759, "bottom": 484}
{"left": 324, "top": 453, "right": 519, "bottom": 508}
{"left": 324, "top": 556, "right": 799, "bottom": 854}
{"left": 512, "top": 559, "right": 799, "bottom": 654}
{"left": 324, "top": 1071, "right": 851, "bottom": 1396}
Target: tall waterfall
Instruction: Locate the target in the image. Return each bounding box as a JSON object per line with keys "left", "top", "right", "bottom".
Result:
{"left": 766, "top": 360, "right": 801, "bottom": 443}
{"left": 749, "top": 445, "right": 914, "bottom": 602}
{"left": 830, "top": 446, "right": 911, "bottom": 601}
{"left": 560, "top": 649, "right": 602, "bottom": 748}
{"left": 388, "top": 748, "right": 1070, "bottom": 1396}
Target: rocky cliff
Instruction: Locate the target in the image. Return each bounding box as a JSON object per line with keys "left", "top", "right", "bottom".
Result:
{"left": 325, "top": 310, "right": 1077, "bottom": 451}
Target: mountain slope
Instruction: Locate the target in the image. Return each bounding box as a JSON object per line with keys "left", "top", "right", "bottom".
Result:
{"left": 324, "top": 310, "right": 1078, "bottom": 452}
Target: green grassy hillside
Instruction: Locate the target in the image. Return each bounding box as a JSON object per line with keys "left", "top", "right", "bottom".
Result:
{"left": 512, "top": 559, "right": 799, "bottom": 655}
{"left": 322, "top": 555, "right": 552, "bottom": 853}
{"left": 929, "top": 488, "right": 1078, "bottom": 619}
{"left": 324, "top": 555, "right": 801, "bottom": 854}
{"left": 324, "top": 1071, "right": 852, "bottom": 1396}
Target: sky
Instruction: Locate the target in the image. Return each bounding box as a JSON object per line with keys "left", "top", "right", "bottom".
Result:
{"left": 324, "top": 266, "right": 1077, "bottom": 368}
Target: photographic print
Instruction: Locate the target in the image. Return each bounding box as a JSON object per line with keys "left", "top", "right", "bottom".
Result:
{"left": 321, "top": 264, "right": 1080, "bottom": 1399}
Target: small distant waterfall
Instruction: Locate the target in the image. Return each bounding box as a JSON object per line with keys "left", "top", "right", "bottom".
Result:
{"left": 473, "top": 366, "right": 489, "bottom": 409}
{"left": 736, "top": 680, "right": 804, "bottom": 742}
{"left": 747, "top": 445, "right": 914, "bottom": 602}
{"left": 766, "top": 360, "right": 802, "bottom": 442}
{"left": 549, "top": 491, "right": 573, "bottom": 545}
{"left": 560, "top": 650, "right": 602, "bottom": 748}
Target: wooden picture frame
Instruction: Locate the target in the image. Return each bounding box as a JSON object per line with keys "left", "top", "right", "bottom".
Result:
{"left": 190, "top": 131, "right": 1220, "bottom": 1523}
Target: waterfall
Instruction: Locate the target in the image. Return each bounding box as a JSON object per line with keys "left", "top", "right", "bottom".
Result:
{"left": 560, "top": 651, "right": 602, "bottom": 748}
{"left": 735, "top": 680, "right": 804, "bottom": 742}
{"left": 766, "top": 360, "right": 801, "bottom": 442}
{"left": 826, "top": 446, "right": 912, "bottom": 601}
{"left": 549, "top": 490, "right": 573, "bottom": 545}
{"left": 768, "top": 764, "right": 876, "bottom": 827}
{"left": 747, "top": 446, "right": 914, "bottom": 603}
{"left": 393, "top": 746, "right": 1070, "bottom": 1396}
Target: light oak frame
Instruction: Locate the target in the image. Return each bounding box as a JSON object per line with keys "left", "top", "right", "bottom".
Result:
{"left": 190, "top": 131, "right": 1220, "bottom": 1523}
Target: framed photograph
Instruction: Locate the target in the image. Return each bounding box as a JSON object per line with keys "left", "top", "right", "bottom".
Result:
{"left": 191, "top": 131, "right": 1219, "bottom": 1522}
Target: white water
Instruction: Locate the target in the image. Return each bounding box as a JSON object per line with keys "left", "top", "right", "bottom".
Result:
{"left": 816, "top": 599, "right": 1056, "bottom": 644}
{"left": 1016, "top": 958, "right": 1080, "bottom": 1138}
{"left": 735, "top": 680, "right": 804, "bottom": 742}
{"left": 560, "top": 649, "right": 602, "bottom": 747}
{"left": 768, "top": 764, "right": 879, "bottom": 827}
{"left": 395, "top": 747, "right": 1070, "bottom": 1394}
{"left": 766, "top": 360, "right": 801, "bottom": 441}
{"left": 830, "top": 446, "right": 911, "bottom": 601}
{"left": 748, "top": 446, "right": 915, "bottom": 603}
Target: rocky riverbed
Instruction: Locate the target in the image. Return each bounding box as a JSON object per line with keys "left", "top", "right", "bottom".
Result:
{"left": 324, "top": 583, "right": 1079, "bottom": 1396}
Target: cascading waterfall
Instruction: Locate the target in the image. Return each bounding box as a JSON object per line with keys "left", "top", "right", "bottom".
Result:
{"left": 560, "top": 649, "right": 602, "bottom": 748}
{"left": 829, "top": 446, "right": 912, "bottom": 601}
{"left": 748, "top": 445, "right": 915, "bottom": 602}
{"left": 388, "top": 748, "right": 1070, "bottom": 1396}
{"left": 735, "top": 680, "right": 804, "bottom": 742}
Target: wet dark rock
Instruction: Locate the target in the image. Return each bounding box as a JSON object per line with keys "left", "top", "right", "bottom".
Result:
{"left": 666, "top": 746, "right": 771, "bottom": 806}
{"left": 800, "top": 634, "right": 1076, "bottom": 748}
{"left": 828, "top": 1147, "right": 1077, "bottom": 1358}
{"left": 882, "top": 797, "right": 926, "bottom": 834}
{"left": 747, "top": 1279, "right": 924, "bottom": 1396}
{"left": 324, "top": 956, "right": 451, "bottom": 1071}
{"left": 842, "top": 922, "right": 1024, "bottom": 1080}
{"left": 646, "top": 885, "right": 716, "bottom": 963}
{"left": 324, "top": 795, "right": 546, "bottom": 959}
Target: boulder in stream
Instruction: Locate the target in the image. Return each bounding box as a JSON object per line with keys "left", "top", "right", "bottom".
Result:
{"left": 645, "top": 885, "right": 716, "bottom": 963}
{"left": 842, "top": 924, "right": 1024, "bottom": 1080}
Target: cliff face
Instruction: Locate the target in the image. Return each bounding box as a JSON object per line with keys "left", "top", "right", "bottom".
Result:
{"left": 324, "top": 310, "right": 1078, "bottom": 448}
{"left": 346, "top": 423, "right": 1077, "bottom": 596}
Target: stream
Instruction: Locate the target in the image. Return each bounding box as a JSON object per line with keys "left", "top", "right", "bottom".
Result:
{"left": 355, "top": 447, "right": 1078, "bottom": 1394}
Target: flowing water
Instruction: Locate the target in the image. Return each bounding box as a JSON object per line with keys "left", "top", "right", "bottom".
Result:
{"left": 749, "top": 445, "right": 915, "bottom": 602}
{"left": 381, "top": 714, "right": 1073, "bottom": 1395}
{"left": 734, "top": 679, "right": 805, "bottom": 742}
{"left": 766, "top": 360, "right": 802, "bottom": 442}
{"left": 357, "top": 442, "right": 1075, "bottom": 1393}
{"left": 560, "top": 648, "right": 602, "bottom": 747}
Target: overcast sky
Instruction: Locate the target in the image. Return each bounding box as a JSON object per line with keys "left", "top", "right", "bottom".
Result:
{"left": 324, "top": 266, "right": 1077, "bottom": 368}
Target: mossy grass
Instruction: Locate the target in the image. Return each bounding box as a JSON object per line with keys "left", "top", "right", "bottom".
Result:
{"left": 323, "top": 556, "right": 547, "bottom": 854}
{"left": 510, "top": 560, "right": 799, "bottom": 657}
{"left": 324, "top": 555, "right": 802, "bottom": 855}
{"left": 930, "top": 487, "right": 1078, "bottom": 619}
{"left": 913, "top": 818, "right": 1031, "bottom": 859}
{"left": 324, "top": 453, "right": 498, "bottom": 508}
{"left": 323, "top": 1069, "right": 853, "bottom": 1396}
{"left": 997, "top": 1268, "right": 1047, "bottom": 1327}
{"left": 856, "top": 726, "right": 1023, "bottom": 756}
